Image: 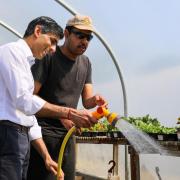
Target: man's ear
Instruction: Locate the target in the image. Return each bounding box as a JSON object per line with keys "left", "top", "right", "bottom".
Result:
{"left": 64, "top": 29, "right": 69, "bottom": 38}
{"left": 34, "top": 25, "right": 42, "bottom": 38}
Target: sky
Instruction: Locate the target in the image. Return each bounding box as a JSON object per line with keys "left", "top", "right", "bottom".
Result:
{"left": 1, "top": 0, "right": 180, "bottom": 127}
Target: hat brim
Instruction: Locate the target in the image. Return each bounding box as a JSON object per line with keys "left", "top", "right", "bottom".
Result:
{"left": 73, "top": 25, "right": 94, "bottom": 32}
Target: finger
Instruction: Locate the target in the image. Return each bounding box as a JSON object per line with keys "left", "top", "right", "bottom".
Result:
{"left": 103, "top": 101, "right": 108, "bottom": 106}
{"left": 50, "top": 161, "right": 58, "bottom": 171}
{"left": 50, "top": 166, "right": 57, "bottom": 175}
{"left": 97, "top": 100, "right": 107, "bottom": 107}
{"left": 81, "top": 111, "right": 93, "bottom": 127}
{"left": 77, "top": 128, "right": 82, "bottom": 134}
{"left": 71, "top": 122, "right": 75, "bottom": 127}
{"left": 75, "top": 128, "right": 81, "bottom": 135}
{"left": 83, "top": 120, "right": 92, "bottom": 128}
{"left": 57, "top": 176, "right": 64, "bottom": 180}
{"left": 89, "top": 115, "right": 98, "bottom": 124}
{"left": 57, "top": 169, "right": 64, "bottom": 179}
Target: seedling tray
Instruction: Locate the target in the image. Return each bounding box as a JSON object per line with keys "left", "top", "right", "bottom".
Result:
{"left": 148, "top": 133, "right": 178, "bottom": 141}
{"left": 80, "top": 131, "right": 124, "bottom": 138}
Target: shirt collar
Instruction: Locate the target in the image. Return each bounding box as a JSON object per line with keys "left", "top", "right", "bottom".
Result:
{"left": 17, "top": 39, "right": 35, "bottom": 67}
{"left": 27, "top": 56, "right": 35, "bottom": 66}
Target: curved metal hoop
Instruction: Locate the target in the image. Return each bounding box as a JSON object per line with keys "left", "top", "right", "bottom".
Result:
{"left": 0, "top": 20, "right": 22, "bottom": 38}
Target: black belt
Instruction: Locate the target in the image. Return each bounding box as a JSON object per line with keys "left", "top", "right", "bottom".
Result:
{"left": 0, "top": 120, "right": 29, "bottom": 133}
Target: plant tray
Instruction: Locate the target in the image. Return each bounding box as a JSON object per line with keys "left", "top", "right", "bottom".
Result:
{"left": 80, "top": 131, "right": 125, "bottom": 138}
{"left": 148, "top": 133, "right": 178, "bottom": 141}
{"left": 80, "top": 131, "right": 98, "bottom": 137}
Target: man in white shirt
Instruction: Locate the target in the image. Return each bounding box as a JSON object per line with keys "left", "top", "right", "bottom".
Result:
{"left": 0, "top": 16, "right": 97, "bottom": 180}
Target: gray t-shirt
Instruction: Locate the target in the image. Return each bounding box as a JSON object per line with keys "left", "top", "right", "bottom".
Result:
{"left": 31, "top": 46, "right": 92, "bottom": 137}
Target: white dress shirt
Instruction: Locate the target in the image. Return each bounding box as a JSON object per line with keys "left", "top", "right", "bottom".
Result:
{"left": 0, "top": 39, "right": 46, "bottom": 140}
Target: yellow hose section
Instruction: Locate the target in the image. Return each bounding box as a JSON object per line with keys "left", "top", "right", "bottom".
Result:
{"left": 57, "top": 126, "right": 76, "bottom": 179}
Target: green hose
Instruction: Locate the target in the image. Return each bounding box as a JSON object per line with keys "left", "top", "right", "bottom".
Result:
{"left": 57, "top": 126, "right": 76, "bottom": 179}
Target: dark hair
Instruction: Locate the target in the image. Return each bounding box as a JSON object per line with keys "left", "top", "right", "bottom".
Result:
{"left": 65, "top": 26, "right": 74, "bottom": 33}
{"left": 23, "top": 16, "right": 64, "bottom": 39}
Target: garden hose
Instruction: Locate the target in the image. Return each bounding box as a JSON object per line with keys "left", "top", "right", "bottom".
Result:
{"left": 57, "top": 107, "right": 119, "bottom": 179}
{"left": 57, "top": 126, "right": 76, "bottom": 179}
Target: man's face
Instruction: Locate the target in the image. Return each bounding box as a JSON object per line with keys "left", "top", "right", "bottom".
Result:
{"left": 66, "top": 28, "right": 93, "bottom": 56}
{"left": 32, "top": 32, "right": 59, "bottom": 59}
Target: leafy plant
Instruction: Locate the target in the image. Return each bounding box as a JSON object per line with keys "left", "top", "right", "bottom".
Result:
{"left": 81, "top": 119, "right": 118, "bottom": 132}
{"left": 122, "top": 115, "right": 177, "bottom": 134}
{"left": 81, "top": 114, "right": 178, "bottom": 134}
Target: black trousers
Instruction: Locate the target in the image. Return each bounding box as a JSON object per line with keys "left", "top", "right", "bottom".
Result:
{"left": 0, "top": 125, "right": 30, "bottom": 180}
{"left": 27, "top": 135, "right": 75, "bottom": 180}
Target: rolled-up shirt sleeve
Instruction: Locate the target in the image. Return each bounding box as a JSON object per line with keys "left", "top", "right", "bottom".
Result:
{"left": 28, "top": 116, "right": 42, "bottom": 141}
{"left": 31, "top": 95, "right": 46, "bottom": 114}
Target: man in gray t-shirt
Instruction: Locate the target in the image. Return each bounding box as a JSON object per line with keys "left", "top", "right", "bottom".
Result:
{"left": 27, "top": 15, "right": 107, "bottom": 180}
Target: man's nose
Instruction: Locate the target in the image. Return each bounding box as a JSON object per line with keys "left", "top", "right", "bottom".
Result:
{"left": 81, "top": 38, "right": 89, "bottom": 45}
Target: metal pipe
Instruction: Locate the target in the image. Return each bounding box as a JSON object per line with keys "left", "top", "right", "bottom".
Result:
{"left": 54, "top": 0, "right": 129, "bottom": 179}
{"left": 0, "top": 20, "right": 22, "bottom": 38}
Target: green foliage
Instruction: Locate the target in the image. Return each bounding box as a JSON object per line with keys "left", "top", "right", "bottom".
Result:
{"left": 81, "top": 119, "right": 118, "bottom": 132}
{"left": 122, "top": 115, "right": 177, "bottom": 134}
{"left": 81, "top": 115, "right": 177, "bottom": 134}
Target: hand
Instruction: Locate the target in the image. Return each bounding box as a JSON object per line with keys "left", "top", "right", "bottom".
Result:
{"left": 60, "top": 118, "right": 75, "bottom": 130}
{"left": 31, "top": 138, "right": 64, "bottom": 179}
{"left": 93, "top": 94, "right": 108, "bottom": 107}
{"left": 69, "top": 108, "right": 98, "bottom": 128}
{"left": 60, "top": 118, "right": 81, "bottom": 135}
{"left": 44, "top": 154, "right": 61, "bottom": 177}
